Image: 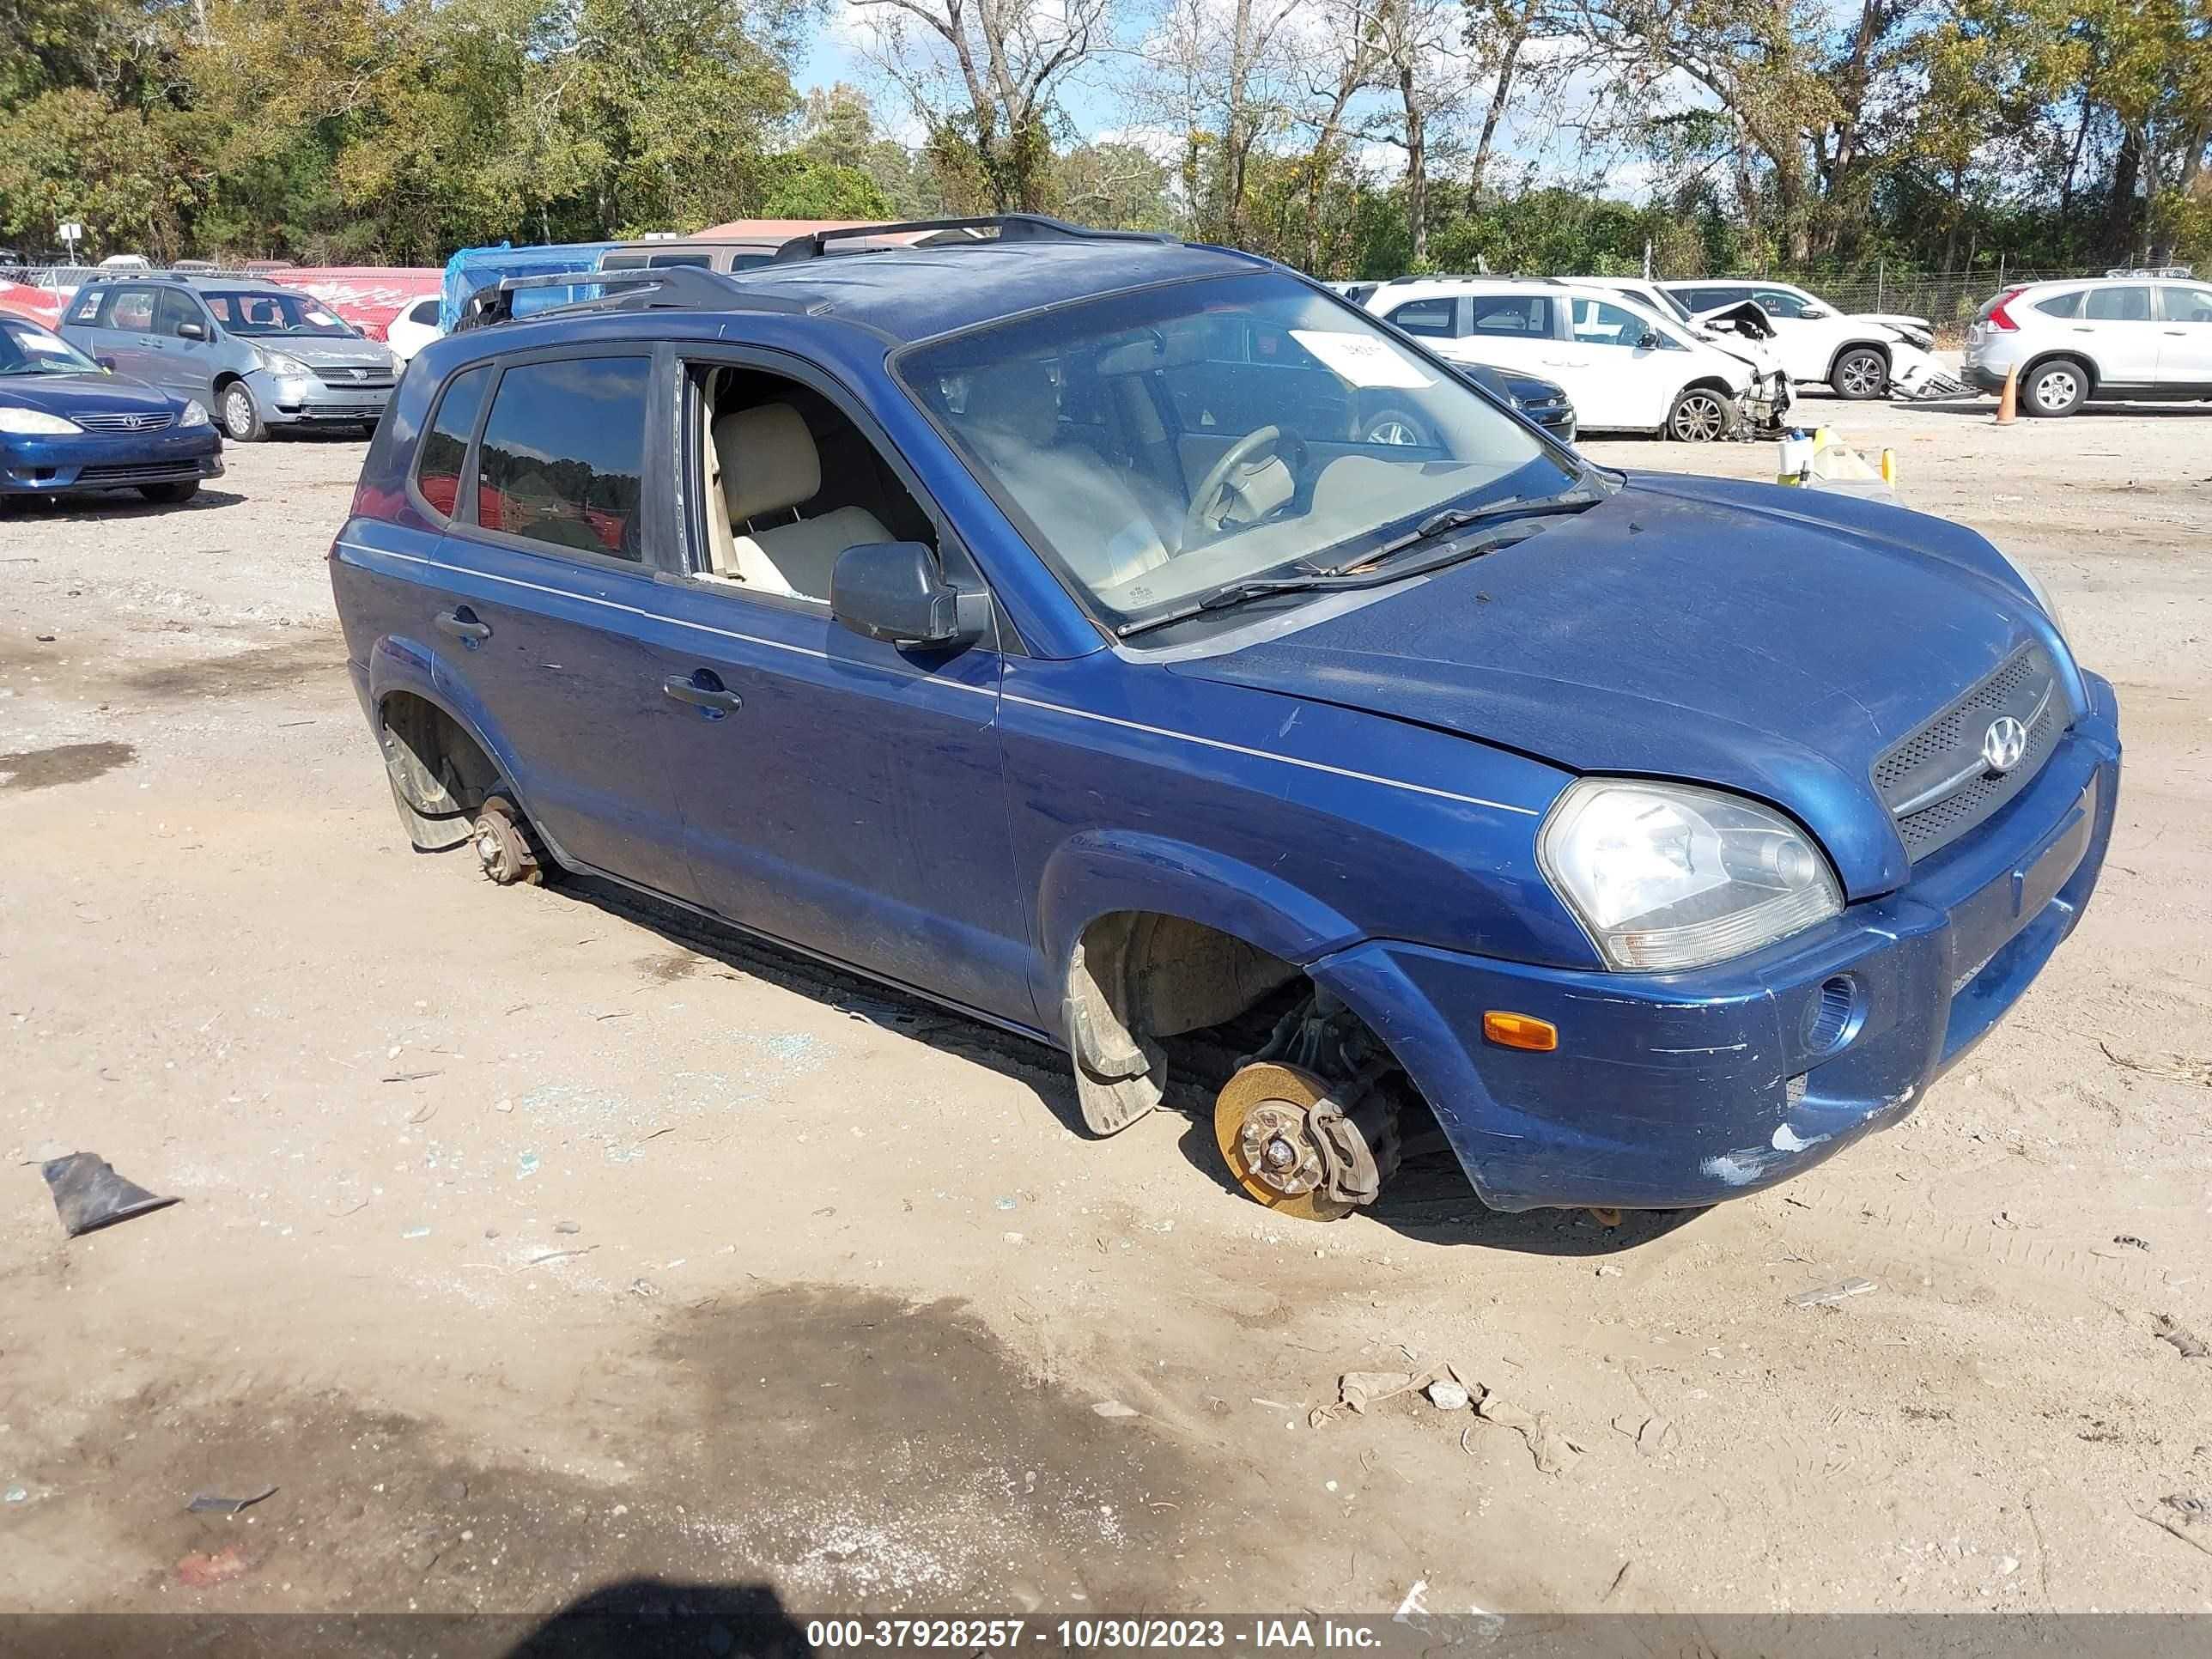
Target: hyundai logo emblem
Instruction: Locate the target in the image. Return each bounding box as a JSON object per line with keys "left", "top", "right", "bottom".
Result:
{"left": 1981, "top": 715, "right": 2029, "bottom": 775}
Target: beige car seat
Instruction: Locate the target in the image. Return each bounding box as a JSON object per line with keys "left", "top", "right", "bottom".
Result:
{"left": 708, "top": 402, "right": 890, "bottom": 601}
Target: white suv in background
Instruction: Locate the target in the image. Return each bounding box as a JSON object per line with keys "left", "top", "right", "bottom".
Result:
{"left": 1366, "top": 277, "right": 1790, "bottom": 441}
{"left": 1964, "top": 276, "right": 2212, "bottom": 416}
{"left": 1659, "top": 278, "right": 1945, "bottom": 399}
{"left": 385, "top": 295, "right": 445, "bottom": 362}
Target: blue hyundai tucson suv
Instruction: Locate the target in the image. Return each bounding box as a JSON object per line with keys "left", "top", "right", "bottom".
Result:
{"left": 330, "top": 216, "right": 2120, "bottom": 1222}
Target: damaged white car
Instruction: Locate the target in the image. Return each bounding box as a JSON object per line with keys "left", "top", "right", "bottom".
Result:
{"left": 1659, "top": 279, "right": 1965, "bottom": 401}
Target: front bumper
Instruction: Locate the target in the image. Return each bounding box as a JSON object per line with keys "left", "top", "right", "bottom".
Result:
{"left": 1313, "top": 672, "right": 2121, "bottom": 1212}
{"left": 0, "top": 425, "right": 224, "bottom": 495}
{"left": 250, "top": 366, "right": 395, "bottom": 427}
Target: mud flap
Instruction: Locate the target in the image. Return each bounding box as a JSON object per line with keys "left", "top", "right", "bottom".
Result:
{"left": 1066, "top": 920, "right": 1166, "bottom": 1136}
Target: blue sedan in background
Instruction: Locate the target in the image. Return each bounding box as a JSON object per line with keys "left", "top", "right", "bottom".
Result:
{"left": 0, "top": 315, "right": 224, "bottom": 506}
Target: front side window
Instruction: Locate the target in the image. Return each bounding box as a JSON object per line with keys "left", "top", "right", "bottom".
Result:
{"left": 204, "top": 290, "right": 359, "bottom": 337}
{"left": 2083, "top": 285, "right": 2151, "bottom": 322}
{"left": 416, "top": 364, "right": 491, "bottom": 520}
{"left": 1386, "top": 298, "right": 1456, "bottom": 337}
{"left": 0, "top": 316, "right": 101, "bottom": 375}
{"left": 155, "top": 289, "right": 205, "bottom": 337}
{"left": 1470, "top": 295, "right": 1552, "bottom": 336}
{"left": 475, "top": 356, "right": 650, "bottom": 560}
{"left": 899, "top": 270, "right": 1583, "bottom": 636}
{"left": 2157, "top": 285, "right": 2212, "bottom": 324}
{"left": 1574, "top": 299, "right": 1658, "bottom": 348}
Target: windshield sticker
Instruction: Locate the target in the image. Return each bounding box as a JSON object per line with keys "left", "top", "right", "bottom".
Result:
{"left": 19, "top": 334, "right": 75, "bottom": 356}
{"left": 1289, "top": 330, "right": 1435, "bottom": 390}
{"left": 305, "top": 307, "right": 342, "bottom": 326}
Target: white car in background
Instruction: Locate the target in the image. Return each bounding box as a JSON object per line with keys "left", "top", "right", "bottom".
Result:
{"left": 1367, "top": 276, "right": 1790, "bottom": 441}
{"left": 1658, "top": 278, "right": 1957, "bottom": 400}
{"left": 1963, "top": 275, "right": 2212, "bottom": 415}
{"left": 384, "top": 295, "right": 444, "bottom": 362}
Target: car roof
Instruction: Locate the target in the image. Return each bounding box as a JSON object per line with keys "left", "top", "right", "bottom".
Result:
{"left": 703, "top": 240, "right": 1269, "bottom": 343}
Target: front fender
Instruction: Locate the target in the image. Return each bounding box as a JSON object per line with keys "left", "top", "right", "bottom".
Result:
{"left": 1034, "top": 830, "right": 1363, "bottom": 1043}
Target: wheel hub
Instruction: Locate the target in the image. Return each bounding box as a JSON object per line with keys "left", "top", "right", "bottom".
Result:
{"left": 1236, "top": 1098, "right": 1325, "bottom": 1198}
{"left": 1213, "top": 1060, "right": 1401, "bottom": 1222}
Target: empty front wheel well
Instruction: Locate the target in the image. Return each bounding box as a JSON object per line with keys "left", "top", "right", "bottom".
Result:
{"left": 377, "top": 690, "right": 501, "bottom": 851}
{"left": 1064, "top": 911, "right": 1303, "bottom": 1135}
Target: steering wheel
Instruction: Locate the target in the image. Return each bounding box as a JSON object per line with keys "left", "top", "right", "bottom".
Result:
{"left": 1182, "top": 424, "right": 1285, "bottom": 547}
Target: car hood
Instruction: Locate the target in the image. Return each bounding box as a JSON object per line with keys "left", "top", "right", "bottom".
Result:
{"left": 1683, "top": 305, "right": 1784, "bottom": 373}
{"left": 247, "top": 337, "right": 388, "bottom": 368}
{"left": 1166, "top": 477, "right": 2054, "bottom": 898}
{"left": 1854, "top": 310, "right": 1935, "bottom": 338}
{"left": 0, "top": 369, "right": 177, "bottom": 416}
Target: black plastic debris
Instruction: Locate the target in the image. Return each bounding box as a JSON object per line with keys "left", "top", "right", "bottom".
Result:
{"left": 41, "top": 1152, "right": 179, "bottom": 1237}
{"left": 187, "top": 1485, "right": 276, "bottom": 1515}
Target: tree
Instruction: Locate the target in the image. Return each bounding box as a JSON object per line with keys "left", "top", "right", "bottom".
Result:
{"left": 849, "top": 0, "right": 1115, "bottom": 210}
{"left": 1058, "top": 139, "right": 1176, "bottom": 226}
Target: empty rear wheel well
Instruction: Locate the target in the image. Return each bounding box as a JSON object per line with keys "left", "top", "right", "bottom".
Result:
{"left": 377, "top": 690, "right": 501, "bottom": 850}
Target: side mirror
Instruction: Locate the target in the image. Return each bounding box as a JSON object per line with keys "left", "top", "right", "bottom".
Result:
{"left": 177, "top": 320, "right": 208, "bottom": 341}
{"left": 830, "top": 541, "right": 989, "bottom": 648}
{"left": 94, "top": 354, "right": 118, "bottom": 372}
{"left": 1638, "top": 330, "right": 1662, "bottom": 349}
{"left": 1799, "top": 306, "right": 1829, "bottom": 319}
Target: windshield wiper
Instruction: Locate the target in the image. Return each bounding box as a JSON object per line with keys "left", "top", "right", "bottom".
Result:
{"left": 1117, "top": 518, "right": 1554, "bottom": 638}
{"left": 1312, "top": 489, "right": 1603, "bottom": 576}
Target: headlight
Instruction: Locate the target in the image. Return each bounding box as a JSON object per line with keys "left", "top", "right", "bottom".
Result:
{"left": 256, "top": 346, "right": 311, "bottom": 379}
{"left": 1540, "top": 779, "right": 1842, "bottom": 971}
{"left": 1995, "top": 548, "right": 2069, "bottom": 647}
{"left": 178, "top": 398, "right": 210, "bottom": 428}
{"left": 0, "top": 406, "right": 82, "bottom": 434}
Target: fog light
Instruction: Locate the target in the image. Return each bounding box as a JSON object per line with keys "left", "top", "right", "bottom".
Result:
{"left": 1802, "top": 975, "right": 1860, "bottom": 1055}
{"left": 1483, "top": 1011, "right": 1558, "bottom": 1052}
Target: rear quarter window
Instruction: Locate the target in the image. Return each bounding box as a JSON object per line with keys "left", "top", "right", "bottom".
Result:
{"left": 1385, "top": 298, "right": 1457, "bottom": 337}
{"left": 2032, "top": 291, "right": 2082, "bottom": 319}
{"left": 474, "top": 356, "right": 652, "bottom": 561}
{"left": 416, "top": 365, "right": 492, "bottom": 520}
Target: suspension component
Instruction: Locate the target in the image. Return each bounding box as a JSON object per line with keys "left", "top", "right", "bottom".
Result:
{"left": 471, "top": 795, "right": 544, "bottom": 887}
{"left": 1212, "top": 1059, "right": 1401, "bottom": 1222}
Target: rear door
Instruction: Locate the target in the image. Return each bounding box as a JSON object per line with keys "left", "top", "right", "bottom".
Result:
{"left": 419, "top": 348, "right": 699, "bottom": 901}
{"left": 2154, "top": 283, "right": 2212, "bottom": 389}
{"left": 2077, "top": 284, "right": 2161, "bottom": 386}
{"left": 64, "top": 283, "right": 160, "bottom": 381}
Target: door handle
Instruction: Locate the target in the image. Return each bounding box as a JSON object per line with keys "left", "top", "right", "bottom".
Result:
{"left": 435, "top": 606, "right": 491, "bottom": 644}
{"left": 2165, "top": 329, "right": 2187, "bottom": 336}
{"left": 663, "top": 672, "right": 742, "bottom": 719}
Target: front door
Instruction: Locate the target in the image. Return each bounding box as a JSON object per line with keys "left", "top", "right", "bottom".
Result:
{"left": 632, "top": 352, "right": 1036, "bottom": 1027}
{"left": 2155, "top": 283, "right": 2212, "bottom": 389}
{"left": 1566, "top": 296, "right": 1685, "bottom": 428}
{"left": 422, "top": 349, "right": 698, "bottom": 902}
{"left": 150, "top": 288, "right": 216, "bottom": 404}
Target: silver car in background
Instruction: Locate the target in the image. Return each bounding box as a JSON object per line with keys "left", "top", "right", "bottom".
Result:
{"left": 59, "top": 276, "right": 398, "bottom": 441}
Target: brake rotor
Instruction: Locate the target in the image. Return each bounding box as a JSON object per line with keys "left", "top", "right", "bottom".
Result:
{"left": 1212, "top": 1061, "right": 1354, "bottom": 1223}
{"left": 472, "top": 796, "right": 542, "bottom": 886}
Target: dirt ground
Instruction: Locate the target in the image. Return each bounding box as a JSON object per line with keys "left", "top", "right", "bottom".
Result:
{"left": 2, "top": 392, "right": 2209, "bottom": 1625}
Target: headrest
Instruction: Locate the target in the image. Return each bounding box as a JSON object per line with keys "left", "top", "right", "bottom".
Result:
{"left": 715, "top": 402, "right": 820, "bottom": 521}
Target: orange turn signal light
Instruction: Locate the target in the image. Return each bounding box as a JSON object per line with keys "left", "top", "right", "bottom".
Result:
{"left": 1482, "top": 1011, "right": 1558, "bottom": 1052}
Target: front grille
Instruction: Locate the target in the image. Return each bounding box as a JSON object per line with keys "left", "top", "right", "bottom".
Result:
{"left": 312, "top": 366, "right": 395, "bottom": 390}
{"left": 296, "top": 404, "right": 385, "bottom": 421}
{"left": 76, "top": 410, "right": 173, "bottom": 433}
{"left": 76, "top": 461, "right": 204, "bottom": 484}
{"left": 1874, "top": 643, "right": 2063, "bottom": 860}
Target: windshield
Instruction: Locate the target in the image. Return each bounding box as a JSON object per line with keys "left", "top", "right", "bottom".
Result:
{"left": 0, "top": 316, "right": 100, "bottom": 374}
{"left": 1645, "top": 287, "right": 1694, "bottom": 324}
{"left": 204, "top": 290, "right": 360, "bottom": 337}
{"left": 898, "top": 272, "right": 1582, "bottom": 634}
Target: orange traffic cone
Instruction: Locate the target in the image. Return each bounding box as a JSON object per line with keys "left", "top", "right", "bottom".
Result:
{"left": 1995, "top": 364, "right": 2018, "bottom": 425}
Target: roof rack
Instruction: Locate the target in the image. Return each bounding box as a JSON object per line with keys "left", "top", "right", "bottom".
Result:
{"left": 771, "top": 214, "right": 1178, "bottom": 263}
{"left": 452, "top": 265, "right": 824, "bottom": 331}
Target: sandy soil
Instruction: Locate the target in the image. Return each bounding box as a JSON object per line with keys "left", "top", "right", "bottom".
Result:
{"left": 2, "top": 397, "right": 2209, "bottom": 1624}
